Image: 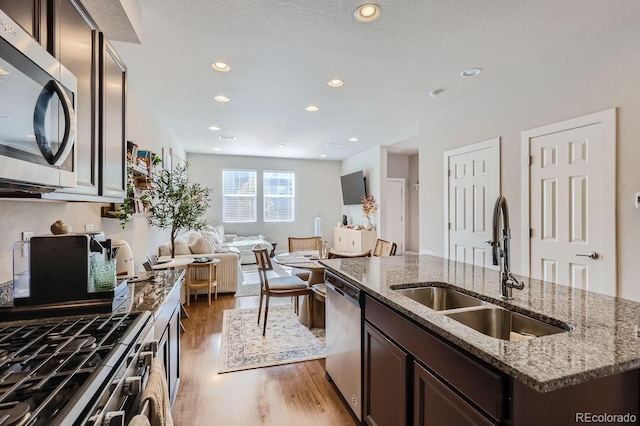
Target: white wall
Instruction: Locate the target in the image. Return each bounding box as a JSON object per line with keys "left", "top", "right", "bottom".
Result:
{"left": 0, "top": 80, "right": 183, "bottom": 283}
{"left": 186, "top": 154, "right": 343, "bottom": 250}
{"left": 341, "top": 146, "right": 387, "bottom": 232}
{"left": 418, "top": 20, "right": 640, "bottom": 301}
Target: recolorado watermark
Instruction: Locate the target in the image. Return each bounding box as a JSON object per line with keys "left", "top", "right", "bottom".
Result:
{"left": 576, "top": 412, "right": 637, "bottom": 423}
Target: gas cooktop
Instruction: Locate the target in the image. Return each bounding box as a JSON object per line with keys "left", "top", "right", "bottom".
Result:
{"left": 0, "top": 311, "right": 151, "bottom": 425}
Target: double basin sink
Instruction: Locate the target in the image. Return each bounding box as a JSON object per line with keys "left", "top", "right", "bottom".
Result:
{"left": 394, "top": 286, "right": 570, "bottom": 341}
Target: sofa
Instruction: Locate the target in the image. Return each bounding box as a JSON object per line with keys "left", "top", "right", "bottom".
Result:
{"left": 207, "top": 224, "right": 273, "bottom": 265}
{"left": 158, "top": 228, "right": 243, "bottom": 294}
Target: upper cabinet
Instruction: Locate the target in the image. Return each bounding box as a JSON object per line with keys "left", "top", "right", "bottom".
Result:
{"left": 0, "top": 0, "right": 47, "bottom": 45}
{"left": 1, "top": 0, "right": 127, "bottom": 200}
{"left": 51, "top": 0, "right": 99, "bottom": 196}
{"left": 98, "top": 34, "right": 127, "bottom": 198}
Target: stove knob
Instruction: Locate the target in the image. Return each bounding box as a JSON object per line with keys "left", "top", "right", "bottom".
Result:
{"left": 124, "top": 376, "right": 142, "bottom": 395}
{"left": 144, "top": 339, "right": 159, "bottom": 354}
{"left": 138, "top": 351, "right": 153, "bottom": 368}
{"left": 102, "top": 410, "right": 125, "bottom": 426}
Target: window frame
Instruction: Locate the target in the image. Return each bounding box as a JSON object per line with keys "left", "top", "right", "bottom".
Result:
{"left": 263, "top": 170, "right": 295, "bottom": 223}
{"left": 222, "top": 169, "right": 257, "bottom": 223}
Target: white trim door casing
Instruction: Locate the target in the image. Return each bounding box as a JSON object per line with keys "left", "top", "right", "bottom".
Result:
{"left": 444, "top": 138, "right": 500, "bottom": 268}
{"left": 385, "top": 178, "right": 405, "bottom": 254}
{"left": 521, "top": 108, "right": 617, "bottom": 296}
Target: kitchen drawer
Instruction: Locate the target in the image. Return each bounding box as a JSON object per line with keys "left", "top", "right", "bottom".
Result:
{"left": 365, "top": 296, "right": 504, "bottom": 422}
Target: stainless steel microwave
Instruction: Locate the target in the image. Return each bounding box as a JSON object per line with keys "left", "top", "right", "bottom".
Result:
{"left": 0, "top": 9, "right": 77, "bottom": 193}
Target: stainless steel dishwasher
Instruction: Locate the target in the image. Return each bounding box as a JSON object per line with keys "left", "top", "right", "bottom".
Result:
{"left": 325, "top": 271, "right": 362, "bottom": 421}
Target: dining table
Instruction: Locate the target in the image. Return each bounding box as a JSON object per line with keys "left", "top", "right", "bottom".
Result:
{"left": 273, "top": 250, "right": 326, "bottom": 285}
{"left": 274, "top": 250, "right": 326, "bottom": 328}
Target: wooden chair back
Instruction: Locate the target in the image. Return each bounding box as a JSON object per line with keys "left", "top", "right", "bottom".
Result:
{"left": 373, "top": 239, "right": 397, "bottom": 256}
{"left": 253, "top": 245, "right": 273, "bottom": 289}
{"left": 288, "top": 236, "right": 321, "bottom": 252}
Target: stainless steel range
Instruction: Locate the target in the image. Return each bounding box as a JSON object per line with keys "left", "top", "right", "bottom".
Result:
{"left": 0, "top": 310, "right": 155, "bottom": 425}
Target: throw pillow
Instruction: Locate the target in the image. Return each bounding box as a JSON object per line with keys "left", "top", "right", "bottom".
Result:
{"left": 159, "top": 239, "right": 191, "bottom": 256}
{"left": 202, "top": 230, "right": 223, "bottom": 251}
{"left": 189, "top": 236, "right": 213, "bottom": 254}
{"left": 213, "top": 225, "right": 225, "bottom": 240}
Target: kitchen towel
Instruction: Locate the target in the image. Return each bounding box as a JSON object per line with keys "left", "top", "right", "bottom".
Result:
{"left": 129, "top": 415, "right": 151, "bottom": 426}
{"left": 141, "top": 357, "right": 174, "bottom": 426}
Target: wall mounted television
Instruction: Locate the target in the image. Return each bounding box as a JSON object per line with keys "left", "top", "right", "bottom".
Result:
{"left": 341, "top": 170, "right": 367, "bottom": 205}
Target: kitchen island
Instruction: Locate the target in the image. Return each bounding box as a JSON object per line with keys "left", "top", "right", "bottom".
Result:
{"left": 320, "top": 254, "right": 640, "bottom": 425}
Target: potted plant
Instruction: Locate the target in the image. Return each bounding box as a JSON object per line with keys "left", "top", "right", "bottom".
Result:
{"left": 148, "top": 162, "right": 212, "bottom": 258}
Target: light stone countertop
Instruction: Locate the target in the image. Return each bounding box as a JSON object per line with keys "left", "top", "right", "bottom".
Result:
{"left": 320, "top": 254, "right": 640, "bottom": 393}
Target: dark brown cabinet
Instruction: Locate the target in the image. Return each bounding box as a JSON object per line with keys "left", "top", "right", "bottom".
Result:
{"left": 364, "top": 295, "right": 502, "bottom": 426}
{"left": 98, "top": 34, "right": 126, "bottom": 198}
{"left": 362, "top": 293, "right": 639, "bottom": 425}
{"left": 0, "top": 0, "right": 46, "bottom": 44}
{"left": 51, "top": 0, "right": 99, "bottom": 196}
{"left": 154, "top": 280, "right": 181, "bottom": 406}
{"left": 413, "top": 362, "right": 495, "bottom": 426}
{"left": 363, "top": 322, "right": 408, "bottom": 426}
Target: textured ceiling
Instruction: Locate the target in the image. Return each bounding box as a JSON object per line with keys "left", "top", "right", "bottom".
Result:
{"left": 111, "top": 0, "right": 640, "bottom": 160}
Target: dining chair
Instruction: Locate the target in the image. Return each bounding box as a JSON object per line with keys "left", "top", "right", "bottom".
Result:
{"left": 253, "top": 245, "right": 312, "bottom": 336}
{"left": 287, "top": 236, "right": 322, "bottom": 281}
{"left": 326, "top": 249, "right": 372, "bottom": 259}
{"left": 373, "top": 239, "right": 397, "bottom": 256}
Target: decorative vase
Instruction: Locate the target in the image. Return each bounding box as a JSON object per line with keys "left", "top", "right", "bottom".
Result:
{"left": 364, "top": 217, "right": 373, "bottom": 230}
{"left": 342, "top": 214, "right": 348, "bottom": 226}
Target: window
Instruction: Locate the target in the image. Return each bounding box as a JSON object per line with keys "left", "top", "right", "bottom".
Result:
{"left": 263, "top": 171, "right": 295, "bottom": 222}
{"left": 223, "top": 170, "right": 256, "bottom": 222}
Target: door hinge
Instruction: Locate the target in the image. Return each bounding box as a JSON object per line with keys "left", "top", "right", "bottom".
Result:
{"left": 448, "top": 223, "right": 451, "bottom": 230}
{"left": 529, "top": 155, "right": 533, "bottom": 166}
{"left": 530, "top": 228, "right": 533, "bottom": 238}
{"left": 448, "top": 169, "right": 451, "bottom": 177}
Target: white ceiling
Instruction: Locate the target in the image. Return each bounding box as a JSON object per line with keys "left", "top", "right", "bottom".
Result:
{"left": 112, "top": 0, "right": 640, "bottom": 161}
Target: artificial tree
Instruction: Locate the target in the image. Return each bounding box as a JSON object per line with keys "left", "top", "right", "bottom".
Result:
{"left": 148, "top": 162, "right": 212, "bottom": 257}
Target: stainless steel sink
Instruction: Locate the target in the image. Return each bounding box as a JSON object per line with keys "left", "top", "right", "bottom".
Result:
{"left": 395, "top": 287, "right": 486, "bottom": 311}
{"left": 444, "top": 307, "right": 568, "bottom": 341}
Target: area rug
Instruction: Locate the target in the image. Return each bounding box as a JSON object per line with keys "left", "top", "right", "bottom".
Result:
{"left": 218, "top": 304, "right": 326, "bottom": 373}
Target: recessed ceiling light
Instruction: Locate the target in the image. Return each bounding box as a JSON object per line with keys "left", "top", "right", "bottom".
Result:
{"left": 208, "top": 126, "right": 220, "bottom": 130}
{"left": 0, "top": 68, "right": 9, "bottom": 76}
{"left": 215, "top": 95, "right": 230, "bottom": 102}
{"left": 354, "top": 4, "right": 381, "bottom": 22}
{"left": 212, "top": 62, "right": 230, "bottom": 72}
{"left": 327, "top": 143, "right": 342, "bottom": 147}
{"left": 219, "top": 135, "right": 236, "bottom": 141}
{"left": 278, "top": 144, "right": 286, "bottom": 147}
{"left": 213, "top": 147, "right": 221, "bottom": 151}
{"left": 26, "top": 134, "right": 36, "bottom": 139}
{"left": 320, "top": 154, "right": 327, "bottom": 158}
{"left": 429, "top": 89, "right": 444, "bottom": 98}
{"left": 327, "top": 79, "right": 344, "bottom": 87}
{"left": 460, "top": 68, "right": 482, "bottom": 78}
{"left": 349, "top": 137, "right": 358, "bottom": 142}
{"left": 305, "top": 105, "right": 319, "bottom": 112}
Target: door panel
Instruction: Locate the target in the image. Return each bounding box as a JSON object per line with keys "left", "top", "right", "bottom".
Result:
{"left": 529, "top": 123, "right": 613, "bottom": 295}
{"left": 446, "top": 139, "right": 500, "bottom": 268}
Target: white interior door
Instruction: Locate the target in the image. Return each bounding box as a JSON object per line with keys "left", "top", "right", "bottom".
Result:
{"left": 444, "top": 138, "right": 500, "bottom": 267}
{"left": 385, "top": 178, "right": 405, "bottom": 254}
{"left": 524, "top": 110, "right": 616, "bottom": 296}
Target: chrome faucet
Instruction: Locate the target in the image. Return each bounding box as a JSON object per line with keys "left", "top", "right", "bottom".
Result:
{"left": 489, "top": 196, "right": 524, "bottom": 299}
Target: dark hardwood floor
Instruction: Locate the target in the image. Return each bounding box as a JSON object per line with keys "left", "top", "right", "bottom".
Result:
{"left": 172, "top": 294, "right": 357, "bottom": 425}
